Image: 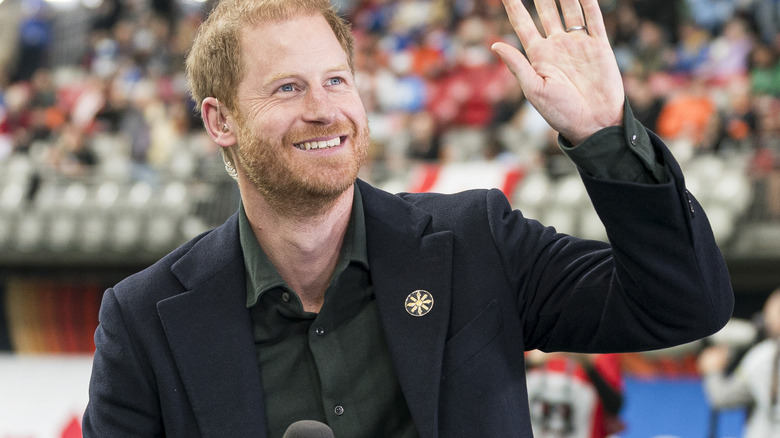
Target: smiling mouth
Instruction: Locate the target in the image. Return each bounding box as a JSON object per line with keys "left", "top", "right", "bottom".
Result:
{"left": 293, "top": 136, "right": 344, "bottom": 151}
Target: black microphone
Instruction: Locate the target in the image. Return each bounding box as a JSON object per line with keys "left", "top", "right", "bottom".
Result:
{"left": 282, "top": 420, "right": 335, "bottom": 438}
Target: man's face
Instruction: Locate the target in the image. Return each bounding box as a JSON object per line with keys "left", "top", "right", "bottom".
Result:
{"left": 233, "top": 14, "right": 369, "bottom": 212}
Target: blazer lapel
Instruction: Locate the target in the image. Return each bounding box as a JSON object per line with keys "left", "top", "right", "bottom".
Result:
{"left": 157, "top": 215, "right": 267, "bottom": 437}
{"left": 359, "top": 181, "right": 453, "bottom": 438}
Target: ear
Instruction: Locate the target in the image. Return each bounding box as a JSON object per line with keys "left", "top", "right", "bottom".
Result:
{"left": 202, "top": 96, "right": 237, "bottom": 148}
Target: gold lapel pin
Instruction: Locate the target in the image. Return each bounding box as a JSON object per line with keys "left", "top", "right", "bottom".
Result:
{"left": 405, "top": 290, "right": 434, "bottom": 317}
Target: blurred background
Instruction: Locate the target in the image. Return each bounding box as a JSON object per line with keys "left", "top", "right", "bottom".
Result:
{"left": 0, "top": 0, "right": 777, "bottom": 436}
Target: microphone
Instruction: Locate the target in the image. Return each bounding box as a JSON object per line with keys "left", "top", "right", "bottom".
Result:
{"left": 282, "top": 420, "right": 335, "bottom": 438}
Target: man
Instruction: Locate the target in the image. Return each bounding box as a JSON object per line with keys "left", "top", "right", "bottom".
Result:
{"left": 83, "top": 0, "right": 734, "bottom": 436}
{"left": 699, "top": 288, "right": 780, "bottom": 438}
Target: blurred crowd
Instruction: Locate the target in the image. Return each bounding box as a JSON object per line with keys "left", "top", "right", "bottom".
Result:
{"left": 0, "top": 0, "right": 779, "bottom": 213}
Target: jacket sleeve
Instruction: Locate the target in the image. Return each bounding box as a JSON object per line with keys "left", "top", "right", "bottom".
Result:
{"left": 487, "top": 131, "right": 734, "bottom": 353}
{"left": 82, "top": 289, "right": 164, "bottom": 437}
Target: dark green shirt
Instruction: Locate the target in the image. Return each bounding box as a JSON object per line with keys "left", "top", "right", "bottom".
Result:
{"left": 239, "top": 102, "right": 662, "bottom": 437}
{"left": 240, "top": 185, "right": 417, "bottom": 438}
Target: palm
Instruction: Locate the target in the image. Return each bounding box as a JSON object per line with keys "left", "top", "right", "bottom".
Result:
{"left": 493, "top": 0, "right": 624, "bottom": 145}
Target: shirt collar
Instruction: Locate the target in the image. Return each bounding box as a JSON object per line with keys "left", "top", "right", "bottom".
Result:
{"left": 240, "top": 183, "right": 368, "bottom": 308}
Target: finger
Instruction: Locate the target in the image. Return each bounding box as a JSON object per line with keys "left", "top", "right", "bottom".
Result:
{"left": 501, "top": 0, "right": 544, "bottom": 47}
{"left": 491, "top": 42, "right": 541, "bottom": 94}
{"left": 534, "top": 0, "right": 565, "bottom": 36}
{"left": 559, "top": 0, "right": 586, "bottom": 30}
{"left": 580, "top": 0, "right": 607, "bottom": 39}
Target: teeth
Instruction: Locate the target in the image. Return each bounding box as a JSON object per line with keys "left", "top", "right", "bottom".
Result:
{"left": 296, "top": 137, "right": 342, "bottom": 150}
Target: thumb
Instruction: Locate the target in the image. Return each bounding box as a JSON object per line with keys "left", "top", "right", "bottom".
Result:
{"left": 491, "top": 42, "right": 538, "bottom": 93}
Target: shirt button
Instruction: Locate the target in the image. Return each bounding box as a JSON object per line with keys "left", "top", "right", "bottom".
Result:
{"left": 281, "top": 292, "right": 291, "bottom": 303}
{"left": 315, "top": 327, "right": 325, "bottom": 336}
{"left": 630, "top": 134, "right": 637, "bottom": 146}
{"left": 334, "top": 405, "right": 344, "bottom": 416}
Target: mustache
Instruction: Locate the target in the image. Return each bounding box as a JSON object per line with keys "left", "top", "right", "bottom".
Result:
{"left": 283, "top": 120, "right": 356, "bottom": 145}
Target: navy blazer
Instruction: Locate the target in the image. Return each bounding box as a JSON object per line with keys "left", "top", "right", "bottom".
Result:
{"left": 83, "top": 137, "right": 733, "bottom": 437}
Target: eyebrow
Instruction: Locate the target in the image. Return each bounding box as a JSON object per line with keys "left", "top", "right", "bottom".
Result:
{"left": 265, "top": 64, "right": 351, "bottom": 86}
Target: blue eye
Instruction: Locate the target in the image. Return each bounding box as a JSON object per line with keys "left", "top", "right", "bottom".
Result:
{"left": 328, "top": 77, "right": 343, "bottom": 85}
{"left": 279, "top": 84, "right": 295, "bottom": 92}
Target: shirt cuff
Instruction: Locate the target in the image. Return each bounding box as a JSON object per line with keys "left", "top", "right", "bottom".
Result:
{"left": 558, "top": 99, "right": 667, "bottom": 184}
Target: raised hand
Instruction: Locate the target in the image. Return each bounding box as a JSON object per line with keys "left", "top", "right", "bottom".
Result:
{"left": 492, "top": 0, "right": 625, "bottom": 146}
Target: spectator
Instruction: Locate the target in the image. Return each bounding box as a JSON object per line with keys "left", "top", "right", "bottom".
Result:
{"left": 12, "top": 0, "right": 53, "bottom": 82}
{"left": 27, "top": 68, "right": 64, "bottom": 143}
{"left": 48, "top": 120, "right": 97, "bottom": 176}
{"left": 656, "top": 77, "right": 719, "bottom": 150}
{"left": 526, "top": 351, "right": 625, "bottom": 438}
{"left": 0, "top": 82, "right": 34, "bottom": 155}
{"left": 699, "top": 288, "right": 780, "bottom": 438}
{"left": 694, "top": 16, "right": 754, "bottom": 84}
{"left": 427, "top": 16, "right": 516, "bottom": 160}
{"left": 666, "top": 21, "right": 711, "bottom": 76}
{"left": 685, "top": 0, "right": 738, "bottom": 33}
{"left": 404, "top": 110, "right": 441, "bottom": 161}
{"left": 540, "top": 126, "right": 577, "bottom": 180}
{"left": 632, "top": 19, "right": 669, "bottom": 73}
{"left": 751, "top": 0, "right": 780, "bottom": 46}
{"left": 750, "top": 96, "right": 780, "bottom": 219}
{"left": 0, "top": 0, "right": 23, "bottom": 86}
{"left": 749, "top": 42, "right": 780, "bottom": 97}
{"left": 714, "top": 79, "right": 757, "bottom": 152}
{"left": 632, "top": 0, "right": 682, "bottom": 41}
{"left": 623, "top": 69, "right": 665, "bottom": 132}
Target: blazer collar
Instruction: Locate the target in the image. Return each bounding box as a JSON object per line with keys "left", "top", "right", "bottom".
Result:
{"left": 359, "top": 180, "right": 453, "bottom": 438}
{"left": 158, "top": 214, "right": 267, "bottom": 437}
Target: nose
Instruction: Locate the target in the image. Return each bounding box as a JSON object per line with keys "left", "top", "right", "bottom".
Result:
{"left": 302, "top": 86, "right": 336, "bottom": 124}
